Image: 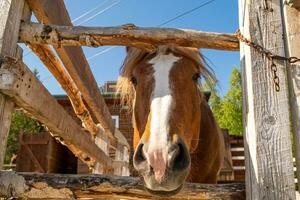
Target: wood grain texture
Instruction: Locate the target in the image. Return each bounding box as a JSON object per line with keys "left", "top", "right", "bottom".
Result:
{"left": 0, "top": 57, "right": 113, "bottom": 168}
{"left": 0, "top": 0, "right": 25, "bottom": 169}
{"left": 26, "top": 0, "right": 117, "bottom": 141}
{"left": 0, "top": 94, "right": 14, "bottom": 169}
{"left": 27, "top": 45, "right": 130, "bottom": 151}
{"left": 0, "top": 0, "right": 24, "bottom": 56}
{"left": 282, "top": 2, "right": 300, "bottom": 186}
{"left": 19, "top": 22, "right": 240, "bottom": 51}
{"left": 28, "top": 44, "right": 102, "bottom": 137}
{"left": 27, "top": 44, "right": 130, "bottom": 172}
{"left": 239, "top": 0, "right": 295, "bottom": 199}
{"left": 0, "top": 171, "right": 245, "bottom": 199}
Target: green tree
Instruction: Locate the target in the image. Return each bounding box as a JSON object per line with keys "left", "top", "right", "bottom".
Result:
{"left": 5, "top": 112, "right": 44, "bottom": 163}
{"left": 204, "top": 67, "right": 243, "bottom": 135}
{"left": 220, "top": 67, "right": 243, "bottom": 135}
{"left": 4, "top": 68, "right": 44, "bottom": 164}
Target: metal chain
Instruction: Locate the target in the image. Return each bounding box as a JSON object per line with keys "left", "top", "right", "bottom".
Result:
{"left": 235, "top": 29, "right": 300, "bottom": 92}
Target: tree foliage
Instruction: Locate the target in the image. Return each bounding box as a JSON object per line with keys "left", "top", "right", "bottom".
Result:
{"left": 5, "top": 111, "right": 44, "bottom": 164}
{"left": 204, "top": 67, "right": 243, "bottom": 135}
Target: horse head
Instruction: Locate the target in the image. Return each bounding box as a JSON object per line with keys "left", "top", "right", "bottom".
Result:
{"left": 117, "top": 45, "right": 214, "bottom": 196}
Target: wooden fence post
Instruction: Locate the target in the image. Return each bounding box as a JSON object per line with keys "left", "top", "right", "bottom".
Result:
{"left": 0, "top": 95, "right": 14, "bottom": 169}
{"left": 122, "top": 146, "right": 130, "bottom": 176}
{"left": 0, "top": 0, "right": 25, "bottom": 169}
{"left": 93, "top": 126, "right": 110, "bottom": 174}
{"left": 239, "top": 0, "right": 296, "bottom": 199}
{"left": 282, "top": 0, "right": 300, "bottom": 186}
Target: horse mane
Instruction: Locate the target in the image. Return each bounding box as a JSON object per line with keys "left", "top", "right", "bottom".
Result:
{"left": 116, "top": 45, "right": 216, "bottom": 109}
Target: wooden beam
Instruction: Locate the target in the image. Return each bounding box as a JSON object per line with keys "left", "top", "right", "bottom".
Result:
{"left": 239, "top": 0, "right": 296, "bottom": 199}
{"left": 0, "top": 56, "right": 113, "bottom": 168}
{"left": 0, "top": 47, "right": 23, "bottom": 169}
{"left": 0, "top": 0, "right": 26, "bottom": 169}
{"left": 27, "top": 44, "right": 129, "bottom": 150}
{"left": 282, "top": 1, "right": 300, "bottom": 186}
{"left": 19, "top": 22, "right": 240, "bottom": 51}
{"left": 28, "top": 44, "right": 101, "bottom": 138}
{"left": 0, "top": 171, "right": 245, "bottom": 199}
{"left": 26, "top": 0, "right": 117, "bottom": 141}
{"left": 0, "top": 95, "right": 14, "bottom": 169}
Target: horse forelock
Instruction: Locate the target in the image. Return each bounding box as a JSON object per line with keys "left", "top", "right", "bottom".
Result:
{"left": 116, "top": 45, "right": 216, "bottom": 110}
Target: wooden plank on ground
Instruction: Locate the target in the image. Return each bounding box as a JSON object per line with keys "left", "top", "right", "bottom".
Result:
{"left": 26, "top": 0, "right": 116, "bottom": 141}
{"left": 0, "top": 0, "right": 25, "bottom": 169}
{"left": 282, "top": 1, "right": 300, "bottom": 186}
{"left": 19, "top": 22, "right": 240, "bottom": 51}
{"left": 0, "top": 171, "right": 246, "bottom": 199}
{"left": 0, "top": 57, "right": 112, "bottom": 168}
{"left": 239, "top": 0, "right": 296, "bottom": 199}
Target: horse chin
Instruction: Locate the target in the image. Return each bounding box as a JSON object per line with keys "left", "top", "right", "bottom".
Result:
{"left": 141, "top": 168, "right": 189, "bottom": 197}
{"left": 145, "top": 184, "right": 183, "bottom": 197}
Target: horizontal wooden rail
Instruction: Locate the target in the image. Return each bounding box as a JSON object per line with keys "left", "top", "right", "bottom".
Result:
{"left": 19, "top": 22, "right": 240, "bottom": 51}
{"left": 0, "top": 171, "right": 245, "bottom": 199}
{"left": 0, "top": 56, "right": 112, "bottom": 168}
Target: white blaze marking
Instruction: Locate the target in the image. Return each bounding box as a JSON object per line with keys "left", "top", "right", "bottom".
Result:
{"left": 147, "top": 52, "right": 180, "bottom": 161}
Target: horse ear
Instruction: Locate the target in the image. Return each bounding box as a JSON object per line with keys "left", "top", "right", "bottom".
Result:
{"left": 203, "top": 91, "right": 211, "bottom": 102}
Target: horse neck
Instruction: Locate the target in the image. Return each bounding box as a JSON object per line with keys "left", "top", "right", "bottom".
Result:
{"left": 197, "top": 98, "right": 223, "bottom": 152}
{"left": 187, "top": 99, "right": 225, "bottom": 183}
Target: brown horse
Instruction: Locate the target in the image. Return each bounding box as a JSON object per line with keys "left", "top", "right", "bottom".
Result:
{"left": 117, "top": 45, "right": 225, "bottom": 196}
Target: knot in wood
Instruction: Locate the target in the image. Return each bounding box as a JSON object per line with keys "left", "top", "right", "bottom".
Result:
{"left": 122, "top": 23, "right": 136, "bottom": 30}
{"left": 265, "top": 115, "right": 276, "bottom": 125}
{"left": 43, "top": 25, "right": 53, "bottom": 34}
{"left": 83, "top": 35, "right": 101, "bottom": 47}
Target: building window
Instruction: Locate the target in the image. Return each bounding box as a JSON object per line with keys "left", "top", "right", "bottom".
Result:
{"left": 112, "top": 115, "right": 119, "bottom": 128}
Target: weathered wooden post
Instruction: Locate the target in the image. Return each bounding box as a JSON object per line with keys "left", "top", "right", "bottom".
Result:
{"left": 93, "top": 127, "right": 110, "bottom": 174}
{"left": 239, "top": 0, "right": 296, "bottom": 199}
{"left": 0, "top": 0, "right": 25, "bottom": 169}
{"left": 282, "top": 0, "right": 300, "bottom": 185}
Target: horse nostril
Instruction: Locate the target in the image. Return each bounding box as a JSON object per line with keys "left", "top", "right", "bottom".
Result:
{"left": 133, "top": 143, "right": 146, "bottom": 165}
{"left": 171, "top": 142, "right": 191, "bottom": 171}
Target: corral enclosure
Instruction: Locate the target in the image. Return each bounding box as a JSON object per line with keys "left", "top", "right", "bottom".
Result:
{"left": 0, "top": 0, "right": 300, "bottom": 199}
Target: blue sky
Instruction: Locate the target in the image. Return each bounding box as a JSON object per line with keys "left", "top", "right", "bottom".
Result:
{"left": 22, "top": 0, "right": 239, "bottom": 96}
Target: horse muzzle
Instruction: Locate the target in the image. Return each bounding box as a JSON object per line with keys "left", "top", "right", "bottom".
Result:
{"left": 133, "top": 139, "right": 191, "bottom": 196}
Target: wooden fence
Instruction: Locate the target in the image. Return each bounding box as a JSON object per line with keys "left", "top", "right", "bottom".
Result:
{"left": 0, "top": 0, "right": 300, "bottom": 199}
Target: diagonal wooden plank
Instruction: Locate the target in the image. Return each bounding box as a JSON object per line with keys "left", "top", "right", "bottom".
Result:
{"left": 26, "top": 0, "right": 116, "bottom": 141}
{"left": 0, "top": 56, "right": 113, "bottom": 168}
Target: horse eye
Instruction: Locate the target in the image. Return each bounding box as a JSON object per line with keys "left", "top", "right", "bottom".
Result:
{"left": 131, "top": 77, "right": 137, "bottom": 86}
{"left": 192, "top": 73, "right": 200, "bottom": 82}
